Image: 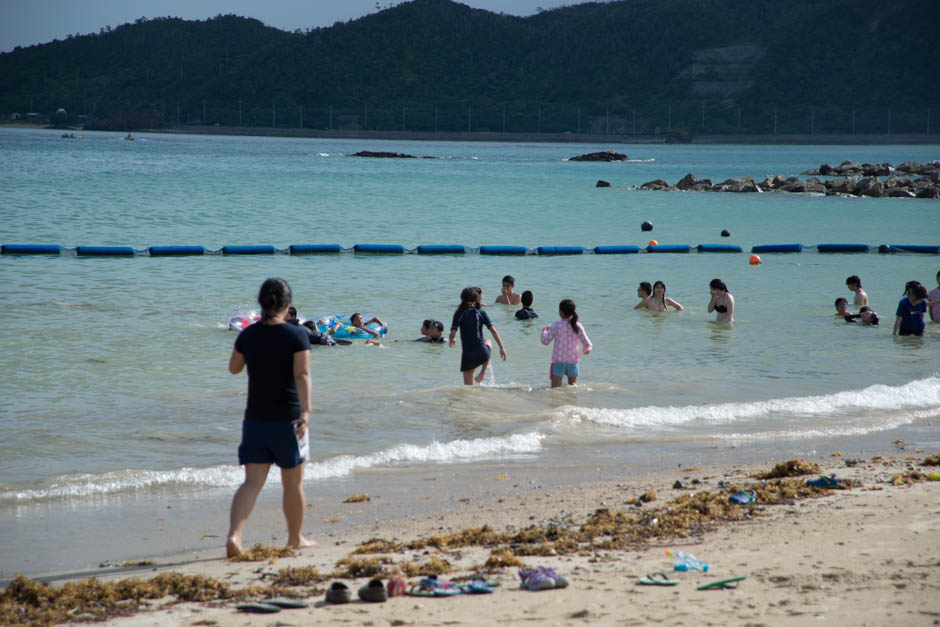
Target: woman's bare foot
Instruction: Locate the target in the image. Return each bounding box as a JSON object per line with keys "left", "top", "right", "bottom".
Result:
{"left": 287, "top": 536, "right": 317, "bottom": 551}
{"left": 225, "top": 537, "right": 242, "bottom": 558}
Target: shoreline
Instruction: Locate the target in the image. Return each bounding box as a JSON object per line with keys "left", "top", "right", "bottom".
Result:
{"left": 6, "top": 452, "right": 938, "bottom": 626}
{"left": 3, "top": 423, "right": 936, "bottom": 582}
{"left": 3, "top": 121, "right": 939, "bottom": 145}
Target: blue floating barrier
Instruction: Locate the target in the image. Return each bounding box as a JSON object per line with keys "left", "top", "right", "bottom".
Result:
{"left": 751, "top": 244, "right": 803, "bottom": 253}
{"left": 148, "top": 246, "right": 206, "bottom": 256}
{"left": 593, "top": 245, "right": 640, "bottom": 254}
{"left": 817, "top": 244, "right": 870, "bottom": 253}
{"left": 696, "top": 244, "right": 743, "bottom": 253}
{"left": 222, "top": 245, "right": 276, "bottom": 255}
{"left": 289, "top": 244, "right": 342, "bottom": 254}
{"left": 2, "top": 244, "right": 61, "bottom": 255}
{"left": 536, "top": 246, "right": 584, "bottom": 255}
{"left": 480, "top": 246, "right": 528, "bottom": 255}
{"left": 416, "top": 245, "right": 467, "bottom": 255}
{"left": 887, "top": 244, "right": 940, "bottom": 254}
{"left": 647, "top": 245, "right": 691, "bottom": 253}
{"left": 76, "top": 246, "right": 135, "bottom": 256}
{"left": 354, "top": 244, "right": 404, "bottom": 254}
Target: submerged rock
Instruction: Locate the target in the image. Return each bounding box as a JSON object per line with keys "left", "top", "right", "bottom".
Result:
{"left": 595, "top": 179, "right": 612, "bottom": 187}
{"left": 351, "top": 151, "right": 417, "bottom": 158}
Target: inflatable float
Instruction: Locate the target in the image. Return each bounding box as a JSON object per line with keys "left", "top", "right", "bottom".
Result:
{"left": 229, "top": 309, "right": 261, "bottom": 331}
{"left": 313, "top": 314, "right": 387, "bottom": 339}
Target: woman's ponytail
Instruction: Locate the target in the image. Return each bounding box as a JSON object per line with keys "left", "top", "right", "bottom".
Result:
{"left": 258, "top": 277, "right": 292, "bottom": 321}
{"left": 559, "top": 299, "right": 578, "bottom": 333}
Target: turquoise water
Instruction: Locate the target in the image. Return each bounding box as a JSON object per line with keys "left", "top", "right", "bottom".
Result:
{"left": 1, "top": 128, "right": 939, "bottom": 573}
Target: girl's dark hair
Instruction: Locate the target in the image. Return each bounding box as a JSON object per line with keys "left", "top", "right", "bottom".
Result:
{"left": 454, "top": 287, "right": 481, "bottom": 319}
{"left": 709, "top": 278, "right": 727, "bottom": 292}
{"left": 912, "top": 283, "right": 928, "bottom": 300}
{"left": 559, "top": 299, "right": 579, "bottom": 332}
{"left": 835, "top": 297, "right": 848, "bottom": 307}
{"left": 638, "top": 281, "right": 652, "bottom": 296}
{"left": 258, "top": 277, "right": 292, "bottom": 321}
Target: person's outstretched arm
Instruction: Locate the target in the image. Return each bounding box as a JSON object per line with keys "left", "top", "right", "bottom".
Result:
{"left": 489, "top": 326, "right": 507, "bottom": 360}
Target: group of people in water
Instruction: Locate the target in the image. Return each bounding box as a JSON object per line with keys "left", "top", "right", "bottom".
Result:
{"left": 835, "top": 272, "right": 940, "bottom": 336}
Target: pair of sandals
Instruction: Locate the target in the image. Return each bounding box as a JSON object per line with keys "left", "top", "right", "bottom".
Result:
{"left": 637, "top": 571, "right": 746, "bottom": 590}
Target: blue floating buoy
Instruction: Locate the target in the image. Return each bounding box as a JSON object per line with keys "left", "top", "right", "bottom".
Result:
{"left": 647, "top": 244, "right": 691, "bottom": 253}
{"left": 289, "top": 244, "right": 342, "bottom": 254}
{"left": 697, "top": 244, "right": 742, "bottom": 253}
{"left": 353, "top": 244, "right": 404, "bottom": 254}
{"left": 593, "top": 245, "right": 640, "bottom": 254}
{"left": 76, "top": 246, "right": 135, "bottom": 256}
{"left": 480, "top": 246, "right": 528, "bottom": 255}
{"left": 887, "top": 244, "right": 940, "bottom": 254}
{"left": 816, "top": 244, "right": 869, "bottom": 253}
{"left": 751, "top": 244, "right": 803, "bottom": 253}
{"left": 2, "top": 244, "right": 61, "bottom": 255}
{"left": 416, "top": 245, "right": 467, "bottom": 255}
{"left": 536, "top": 246, "right": 584, "bottom": 255}
{"left": 148, "top": 246, "right": 206, "bottom": 256}
{"left": 221, "top": 245, "right": 276, "bottom": 255}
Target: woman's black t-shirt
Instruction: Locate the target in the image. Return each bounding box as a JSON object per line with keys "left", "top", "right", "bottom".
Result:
{"left": 234, "top": 321, "right": 311, "bottom": 422}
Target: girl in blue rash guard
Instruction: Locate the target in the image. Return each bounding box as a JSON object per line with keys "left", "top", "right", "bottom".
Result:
{"left": 448, "top": 286, "right": 507, "bottom": 385}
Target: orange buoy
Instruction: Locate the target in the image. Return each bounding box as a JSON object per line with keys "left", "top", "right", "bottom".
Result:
{"left": 648, "top": 239, "right": 659, "bottom": 246}
{"left": 749, "top": 254, "right": 761, "bottom": 265}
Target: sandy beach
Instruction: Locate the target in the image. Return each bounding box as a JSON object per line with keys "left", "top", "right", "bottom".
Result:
{"left": 5, "top": 452, "right": 937, "bottom": 626}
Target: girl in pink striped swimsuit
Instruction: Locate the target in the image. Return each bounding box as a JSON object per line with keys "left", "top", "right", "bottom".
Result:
{"left": 540, "top": 299, "right": 592, "bottom": 388}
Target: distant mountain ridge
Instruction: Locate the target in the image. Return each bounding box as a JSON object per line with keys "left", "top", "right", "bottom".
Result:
{"left": 1, "top": 0, "right": 937, "bottom": 134}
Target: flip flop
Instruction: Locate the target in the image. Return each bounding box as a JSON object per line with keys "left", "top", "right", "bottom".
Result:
{"left": 697, "top": 576, "right": 746, "bottom": 590}
{"left": 264, "top": 598, "right": 309, "bottom": 609}
{"left": 637, "top": 572, "right": 679, "bottom": 586}
{"left": 460, "top": 579, "right": 495, "bottom": 594}
{"left": 236, "top": 602, "right": 281, "bottom": 613}
{"left": 806, "top": 475, "right": 842, "bottom": 489}
{"left": 406, "top": 585, "right": 461, "bottom": 597}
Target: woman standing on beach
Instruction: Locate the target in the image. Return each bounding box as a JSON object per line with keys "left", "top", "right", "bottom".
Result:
{"left": 708, "top": 278, "right": 734, "bottom": 323}
{"left": 226, "top": 277, "right": 314, "bottom": 557}
{"left": 541, "top": 299, "right": 592, "bottom": 388}
{"left": 449, "top": 286, "right": 507, "bottom": 385}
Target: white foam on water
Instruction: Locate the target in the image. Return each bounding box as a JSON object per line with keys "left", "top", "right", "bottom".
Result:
{"left": 1, "top": 432, "right": 544, "bottom": 503}
{"left": 561, "top": 377, "right": 940, "bottom": 431}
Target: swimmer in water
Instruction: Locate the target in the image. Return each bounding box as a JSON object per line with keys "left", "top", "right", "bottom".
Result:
{"left": 633, "top": 282, "right": 652, "bottom": 310}
{"left": 834, "top": 297, "right": 849, "bottom": 318}
{"left": 707, "top": 278, "right": 734, "bottom": 323}
{"left": 646, "top": 280, "right": 683, "bottom": 312}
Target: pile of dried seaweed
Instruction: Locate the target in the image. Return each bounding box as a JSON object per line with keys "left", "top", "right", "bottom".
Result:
{"left": 226, "top": 543, "right": 296, "bottom": 562}
{"left": 750, "top": 458, "right": 821, "bottom": 479}
{"left": 0, "top": 572, "right": 265, "bottom": 625}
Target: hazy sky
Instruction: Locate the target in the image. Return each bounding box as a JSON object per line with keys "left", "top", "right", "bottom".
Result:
{"left": 0, "top": 0, "right": 584, "bottom": 53}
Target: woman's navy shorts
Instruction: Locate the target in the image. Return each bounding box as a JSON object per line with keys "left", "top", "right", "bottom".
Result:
{"left": 238, "top": 419, "right": 308, "bottom": 469}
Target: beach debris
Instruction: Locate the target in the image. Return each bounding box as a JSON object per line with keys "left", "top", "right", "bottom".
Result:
{"left": 343, "top": 493, "right": 371, "bottom": 503}
{"left": 844, "top": 458, "right": 864, "bottom": 467}
{"left": 673, "top": 480, "right": 684, "bottom": 489}
{"left": 227, "top": 544, "right": 296, "bottom": 562}
{"left": 334, "top": 556, "right": 393, "bottom": 578}
{"left": 922, "top": 455, "right": 940, "bottom": 466}
{"left": 751, "top": 459, "right": 821, "bottom": 479}
{"left": 399, "top": 557, "right": 452, "bottom": 576}
{"left": 831, "top": 451, "right": 843, "bottom": 457}
{"left": 889, "top": 471, "right": 927, "bottom": 486}
{"left": 484, "top": 548, "right": 526, "bottom": 569}
{"left": 269, "top": 565, "right": 325, "bottom": 586}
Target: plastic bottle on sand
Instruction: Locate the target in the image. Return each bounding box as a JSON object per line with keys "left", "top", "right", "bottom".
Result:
{"left": 667, "top": 550, "right": 709, "bottom": 572}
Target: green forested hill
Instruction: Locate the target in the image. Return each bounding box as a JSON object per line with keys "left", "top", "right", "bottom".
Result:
{"left": 1, "top": 0, "right": 937, "bottom": 134}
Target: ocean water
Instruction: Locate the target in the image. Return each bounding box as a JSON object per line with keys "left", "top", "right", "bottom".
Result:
{"left": 1, "top": 128, "right": 938, "bottom": 574}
